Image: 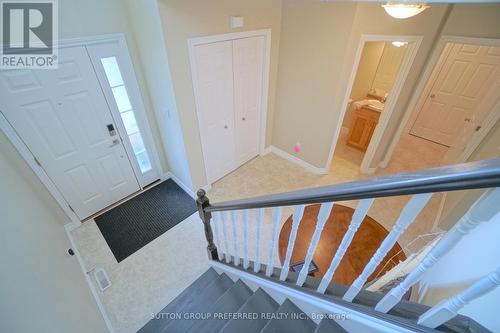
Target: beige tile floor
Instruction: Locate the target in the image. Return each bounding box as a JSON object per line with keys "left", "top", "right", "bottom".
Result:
{"left": 70, "top": 128, "right": 448, "bottom": 333}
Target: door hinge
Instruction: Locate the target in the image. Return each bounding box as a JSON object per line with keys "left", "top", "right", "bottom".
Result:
{"left": 68, "top": 205, "right": 75, "bottom": 213}
{"left": 34, "top": 156, "right": 42, "bottom": 167}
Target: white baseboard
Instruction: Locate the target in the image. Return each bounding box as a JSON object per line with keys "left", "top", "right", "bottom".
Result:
{"left": 164, "top": 172, "right": 196, "bottom": 199}
{"left": 201, "top": 183, "right": 212, "bottom": 193}
{"left": 64, "top": 223, "right": 115, "bottom": 333}
{"left": 263, "top": 146, "right": 328, "bottom": 175}
{"left": 163, "top": 171, "right": 212, "bottom": 197}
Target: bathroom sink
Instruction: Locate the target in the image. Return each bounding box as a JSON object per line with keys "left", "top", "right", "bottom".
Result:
{"left": 366, "top": 100, "right": 384, "bottom": 112}
{"left": 352, "top": 99, "right": 385, "bottom": 112}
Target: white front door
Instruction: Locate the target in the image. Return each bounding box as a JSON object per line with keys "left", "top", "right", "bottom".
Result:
{"left": 0, "top": 46, "right": 140, "bottom": 219}
{"left": 410, "top": 43, "right": 500, "bottom": 147}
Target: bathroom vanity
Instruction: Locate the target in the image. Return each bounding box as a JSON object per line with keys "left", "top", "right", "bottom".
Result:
{"left": 347, "top": 106, "right": 381, "bottom": 151}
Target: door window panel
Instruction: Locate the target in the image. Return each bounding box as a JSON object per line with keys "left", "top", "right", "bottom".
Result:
{"left": 101, "top": 57, "right": 124, "bottom": 87}
{"left": 101, "top": 56, "right": 152, "bottom": 174}
{"left": 120, "top": 110, "right": 139, "bottom": 135}
{"left": 111, "top": 85, "right": 132, "bottom": 112}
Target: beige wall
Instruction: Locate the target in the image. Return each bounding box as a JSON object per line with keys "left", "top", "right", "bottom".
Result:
{"left": 123, "top": 0, "right": 193, "bottom": 187}
{"left": 273, "top": 1, "right": 357, "bottom": 167}
{"left": 439, "top": 119, "right": 500, "bottom": 231}
{"left": 0, "top": 133, "right": 108, "bottom": 333}
{"left": 441, "top": 3, "right": 500, "bottom": 39}
{"left": 273, "top": 2, "right": 449, "bottom": 168}
{"left": 157, "top": 0, "right": 282, "bottom": 189}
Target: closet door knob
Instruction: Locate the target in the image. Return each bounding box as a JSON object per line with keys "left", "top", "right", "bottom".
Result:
{"left": 242, "top": 117, "right": 246, "bottom": 121}
{"left": 224, "top": 124, "right": 228, "bottom": 129}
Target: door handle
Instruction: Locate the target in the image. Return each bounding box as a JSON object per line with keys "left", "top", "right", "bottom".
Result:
{"left": 242, "top": 117, "right": 246, "bottom": 121}
{"left": 429, "top": 94, "right": 436, "bottom": 99}
{"left": 224, "top": 124, "right": 228, "bottom": 129}
{"left": 109, "top": 138, "right": 120, "bottom": 147}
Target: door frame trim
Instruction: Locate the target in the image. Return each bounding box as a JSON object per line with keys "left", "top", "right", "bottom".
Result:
{"left": 324, "top": 34, "right": 423, "bottom": 174}
{"left": 0, "top": 33, "right": 161, "bottom": 223}
{"left": 187, "top": 29, "right": 272, "bottom": 185}
{"left": 381, "top": 35, "right": 500, "bottom": 168}
{"left": 0, "top": 112, "right": 81, "bottom": 223}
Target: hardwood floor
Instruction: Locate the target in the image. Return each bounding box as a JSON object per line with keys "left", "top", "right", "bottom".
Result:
{"left": 278, "top": 204, "right": 406, "bottom": 286}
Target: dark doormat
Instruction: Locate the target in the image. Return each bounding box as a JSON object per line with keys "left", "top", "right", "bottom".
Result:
{"left": 95, "top": 179, "right": 197, "bottom": 262}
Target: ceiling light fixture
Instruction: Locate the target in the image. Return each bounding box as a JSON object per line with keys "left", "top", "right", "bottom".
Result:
{"left": 392, "top": 41, "right": 408, "bottom": 47}
{"left": 382, "top": 2, "right": 430, "bottom": 19}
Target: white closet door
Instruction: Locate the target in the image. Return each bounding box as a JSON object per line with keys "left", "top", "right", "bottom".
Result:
{"left": 192, "top": 41, "right": 236, "bottom": 184}
{"left": 0, "top": 46, "right": 140, "bottom": 219}
{"left": 233, "top": 36, "right": 265, "bottom": 165}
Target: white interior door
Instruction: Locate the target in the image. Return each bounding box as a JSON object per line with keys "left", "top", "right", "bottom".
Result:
{"left": 410, "top": 43, "right": 500, "bottom": 147}
{"left": 0, "top": 46, "right": 140, "bottom": 219}
{"left": 191, "top": 34, "right": 266, "bottom": 185}
{"left": 192, "top": 40, "right": 236, "bottom": 184}
{"left": 233, "top": 36, "right": 265, "bottom": 165}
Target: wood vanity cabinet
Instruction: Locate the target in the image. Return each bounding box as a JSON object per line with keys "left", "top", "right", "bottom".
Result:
{"left": 347, "top": 107, "right": 381, "bottom": 151}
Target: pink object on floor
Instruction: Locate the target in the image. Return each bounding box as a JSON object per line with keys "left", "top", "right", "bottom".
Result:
{"left": 294, "top": 143, "right": 301, "bottom": 153}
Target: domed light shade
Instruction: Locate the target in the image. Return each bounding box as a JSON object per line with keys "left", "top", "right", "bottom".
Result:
{"left": 382, "top": 3, "right": 429, "bottom": 19}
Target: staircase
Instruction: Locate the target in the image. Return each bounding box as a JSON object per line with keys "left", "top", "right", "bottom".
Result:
{"left": 143, "top": 159, "right": 500, "bottom": 333}
{"left": 139, "top": 268, "right": 347, "bottom": 333}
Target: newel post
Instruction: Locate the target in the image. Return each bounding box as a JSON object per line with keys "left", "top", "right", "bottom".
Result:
{"left": 196, "top": 189, "right": 219, "bottom": 261}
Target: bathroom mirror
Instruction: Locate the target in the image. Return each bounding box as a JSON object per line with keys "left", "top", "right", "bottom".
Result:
{"left": 369, "top": 41, "right": 408, "bottom": 99}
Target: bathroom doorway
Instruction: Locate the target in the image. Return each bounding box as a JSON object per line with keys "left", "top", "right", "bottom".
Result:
{"left": 326, "top": 35, "right": 422, "bottom": 174}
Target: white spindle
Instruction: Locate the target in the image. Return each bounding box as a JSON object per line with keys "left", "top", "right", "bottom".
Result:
{"left": 266, "top": 207, "right": 283, "bottom": 276}
{"left": 418, "top": 267, "right": 500, "bottom": 328}
{"left": 296, "top": 202, "right": 335, "bottom": 286}
{"left": 375, "top": 188, "right": 500, "bottom": 313}
{"left": 343, "top": 193, "right": 432, "bottom": 302}
{"left": 280, "top": 205, "right": 306, "bottom": 281}
{"left": 242, "top": 209, "right": 249, "bottom": 269}
{"left": 317, "top": 199, "right": 375, "bottom": 293}
{"left": 254, "top": 208, "right": 264, "bottom": 273}
{"left": 231, "top": 210, "right": 240, "bottom": 266}
{"left": 221, "top": 211, "right": 231, "bottom": 264}
{"left": 212, "top": 212, "right": 225, "bottom": 261}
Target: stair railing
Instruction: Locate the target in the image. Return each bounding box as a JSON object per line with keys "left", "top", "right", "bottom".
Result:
{"left": 195, "top": 158, "right": 500, "bottom": 329}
